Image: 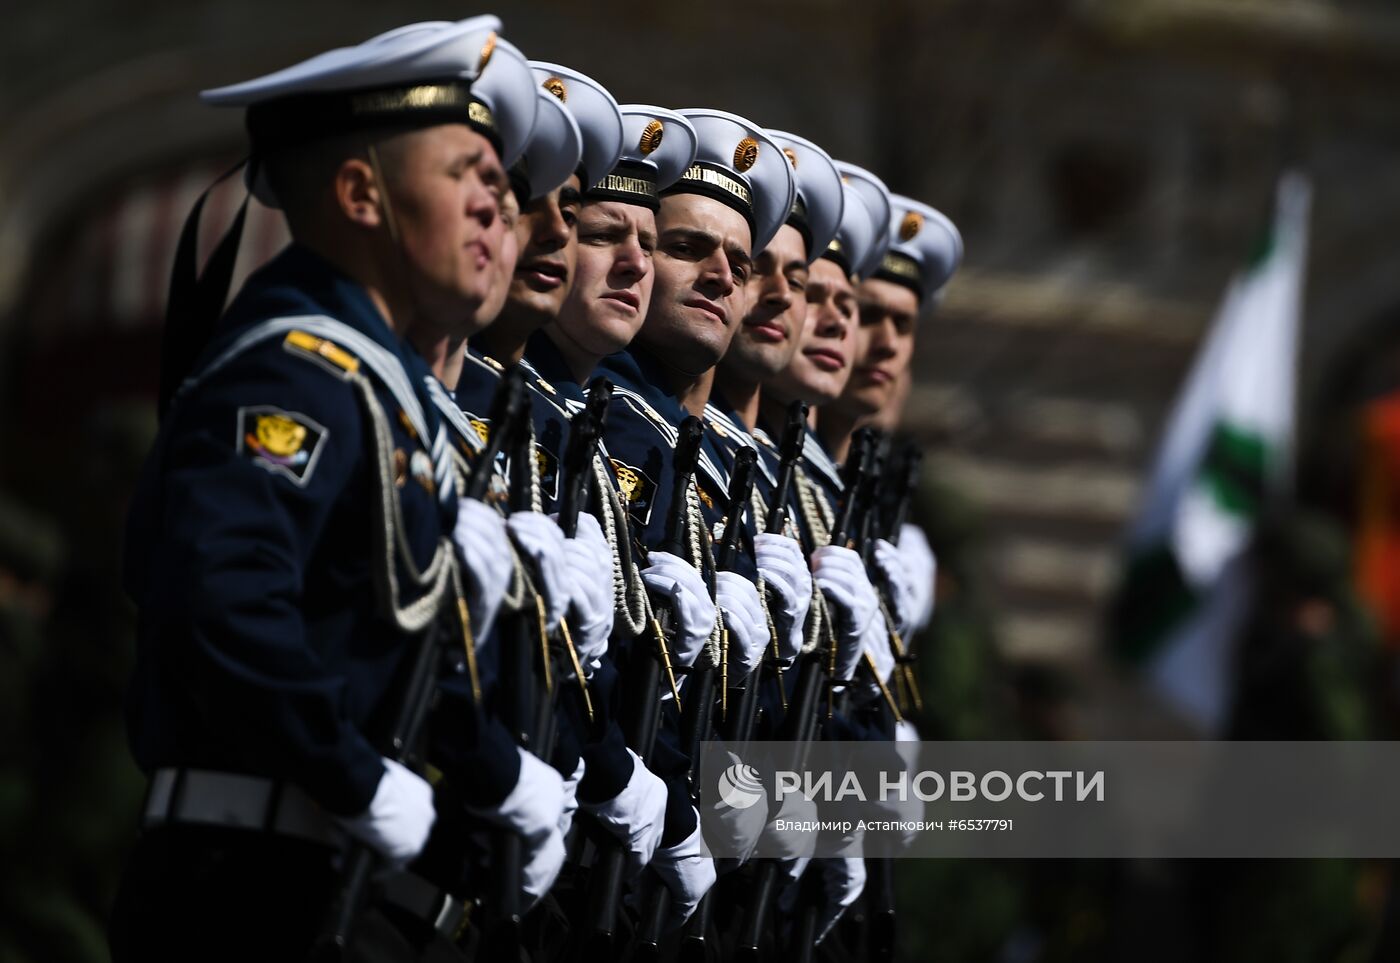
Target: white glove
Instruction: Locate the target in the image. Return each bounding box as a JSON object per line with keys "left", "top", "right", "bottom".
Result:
{"left": 639, "top": 552, "right": 716, "bottom": 667}
{"left": 755, "top": 533, "right": 811, "bottom": 664}
{"left": 454, "top": 499, "right": 514, "bottom": 642}
{"left": 775, "top": 853, "right": 866, "bottom": 942}
{"left": 651, "top": 819, "right": 717, "bottom": 928}
{"left": 523, "top": 829, "right": 568, "bottom": 908}
{"left": 580, "top": 748, "right": 668, "bottom": 879}
{"left": 886, "top": 720, "right": 924, "bottom": 849}
{"left": 873, "top": 538, "right": 917, "bottom": 639}
{"left": 558, "top": 758, "right": 586, "bottom": 838}
{"left": 700, "top": 751, "right": 768, "bottom": 865}
{"left": 782, "top": 855, "right": 811, "bottom": 885}
{"left": 562, "top": 513, "right": 614, "bottom": 668}
{"left": 898, "top": 524, "right": 937, "bottom": 634}
{"left": 814, "top": 857, "right": 867, "bottom": 944}
{"left": 507, "top": 512, "right": 571, "bottom": 627}
{"left": 759, "top": 783, "right": 819, "bottom": 861}
{"left": 715, "top": 572, "right": 769, "bottom": 676}
{"left": 335, "top": 758, "right": 436, "bottom": 869}
{"left": 466, "top": 748, "right": 567, "bottom": 908}
{"left": 812, "top": 545, "right": 879, "bottom": 644}
{"left": 862, "top": 613, "right": 896, "bottom": 686}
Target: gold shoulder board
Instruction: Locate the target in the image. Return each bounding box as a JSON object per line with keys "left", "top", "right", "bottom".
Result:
{"left": 283, "top": 331, "right": 361, "bottom": 375}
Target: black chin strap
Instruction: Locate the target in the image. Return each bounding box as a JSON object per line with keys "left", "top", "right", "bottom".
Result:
{"left": 157, "top": 157, "right": 256, "bottom": 419}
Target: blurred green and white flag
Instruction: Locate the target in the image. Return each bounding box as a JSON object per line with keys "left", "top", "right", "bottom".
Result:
{"left": 1111, "top": 173, "right": 1311, "bottom": 732}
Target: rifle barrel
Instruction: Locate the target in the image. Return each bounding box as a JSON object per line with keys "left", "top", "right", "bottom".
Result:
{"left": 764, "top": 401, "right": 808, "bottom": 535}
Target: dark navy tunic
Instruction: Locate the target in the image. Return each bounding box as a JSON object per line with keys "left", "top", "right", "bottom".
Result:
{"left": 593, "top": 346, "right": 757, "bottom": 580}
{"left": 453, "top": 337, "right": 636, "bottom": 801}
{"left": 123, "top": 245, "right": 517, "bottom": 817}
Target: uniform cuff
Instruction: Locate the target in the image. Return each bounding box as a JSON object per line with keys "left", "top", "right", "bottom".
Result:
{"left": 577, "top": 723, "right": 634, "bottom": 804}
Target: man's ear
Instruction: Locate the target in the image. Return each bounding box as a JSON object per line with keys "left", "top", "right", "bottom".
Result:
{"left": 333, "top": 157, "right": 383, "bottom": 230}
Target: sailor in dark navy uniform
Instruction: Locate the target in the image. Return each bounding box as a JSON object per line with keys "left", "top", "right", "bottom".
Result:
{"left": 816, "top": 190, "right": 962, "bottom": 734}
{"left": 110, "top": 18, "right": 569, "bottom": 961}
{"left": 502, "top": 106, "right": 705, "bottom": 897}
{"left": 453, "top": 65, "right": 607, "bottom": 509}
{"left": 804, "top": 187, "right": 961, "bottom": 735}
{"left": 732, "top": 160, "right": 901, "bottom": 941}
{"left": 583, "top": 108, "right": 796, "bottom": 924}
{"left": 761, "top": 161, "right": 892, "bottom": 544}
{"left": 706, "top": 129, "right": 845, "bottom": 694}
{"left": 449, "top": 64, "right": 678, "bottom": 893}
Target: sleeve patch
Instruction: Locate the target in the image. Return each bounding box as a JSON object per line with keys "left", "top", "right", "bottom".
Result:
{"left": 535, "top": 445, "right": 561, "bottom": 503}
{"left": 236, "top": 406, "right": 329, "bottom": 487}
{"left": 609, "top": 458, "right": 658, "bottom": 527}
{"left": 469, "top": 418, "right": 491, "bottom": 446}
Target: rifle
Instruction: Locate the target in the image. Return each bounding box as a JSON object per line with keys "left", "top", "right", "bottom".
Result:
{"left": 724, "top": 401, "right": 808, "bottom": 746}
{"left": 880, "top": 444, "right": 924, "bottom": 716}
{"left": 790, "top": 430, "right": 888, "bottom": 963}
{"left": 682, "top": 446, "right": 756, "bottom": 764}
{"left": 768, "top": 403, "right": 809, "bottom": 536}
{"left": 313, "top": 368, "right": 528, "bottom": 962}
{"left": 865, "top": 442, "right": 923, "bottom": 963}
{"left": 660, "top": 447, "right": 760, "bottom": 962}
{"left": 839, "top": 432, "right": 902, "bottom": 726}
{"left": 735, "top": 426, "right": 875, "bottom": 962}
{"left": 534, "top": 378, "right": 612, "bottom": 760}
{"left": 811, "top": 427, "right": 879, "bottom": 731}
{"left": 886, "top": 444, "right": 923, "bottom": 547}
{"left": 465, "top": 368, "right": 530, "bottom": 502}
{"left": 585, "top": 415, "right": 707, "bottom": 957}
{"left": 482, "top": 368, "right": 540, "bottom": 960}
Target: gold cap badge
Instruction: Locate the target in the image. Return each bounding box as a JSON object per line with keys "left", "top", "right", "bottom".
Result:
{"left": 899, "top": 211, "right": 923, "bottom": 242}
{"left": 543, "top": 77, "right": 567, "bottom": 102}
{"left": 639, "top": 120, "right": 664, "bottom": 155}
{"left": 734, "top": 137, "right": 759, "bottom": 173}
{"left": 477, "top": 33, "right": 496, "bottom": 73}
{"left": 782, "top": 147, "right": 798, "bottom": 169}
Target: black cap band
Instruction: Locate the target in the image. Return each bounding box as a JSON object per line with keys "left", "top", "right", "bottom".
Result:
{"left": 820, "top": 235, "right": 852, "bottom": 276}
{"left": 247, "top": 79, "right": 500, "bottom": 156}
{"left": 586, "top": 159, "right": 660, "bottom": 210}
{"left": 873, "top": 250, "right": 924, "bottom": 301}
{"left": 661, "top": 160, "right": 756, "bottom": 237}
{"left": 508, "top": 157, "right": 532, "bottom": 206}
{"left": 785, "top": 194, "right": 813, "bottom": 257}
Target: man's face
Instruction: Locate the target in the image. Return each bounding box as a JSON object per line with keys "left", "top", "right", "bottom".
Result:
{"left": 634, "top": 193, "right": 753, "bottom": 378}
{"left": 477, "top": 189, "right": 522, "bottom": 330}
{"left": 723, "top": 223, "right": 808, "bottom": 383}
{"left": 384, "top": 124, "right": 508, "bottom": 337}
{"left": 769, "top": 256, "right": 858, "bottom": 404}
{"left": 842, "top": 277, "right": 920, "bottom": 415}
{"left": 507, "top": 174, "right": 582, "bottom": 325}
{"left": 554, "top": 201, "right": 657, "bottom": 359}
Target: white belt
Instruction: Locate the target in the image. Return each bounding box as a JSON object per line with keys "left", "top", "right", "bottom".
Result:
{"left": 143, "top": 768, "right": 347, "bottom": 848}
